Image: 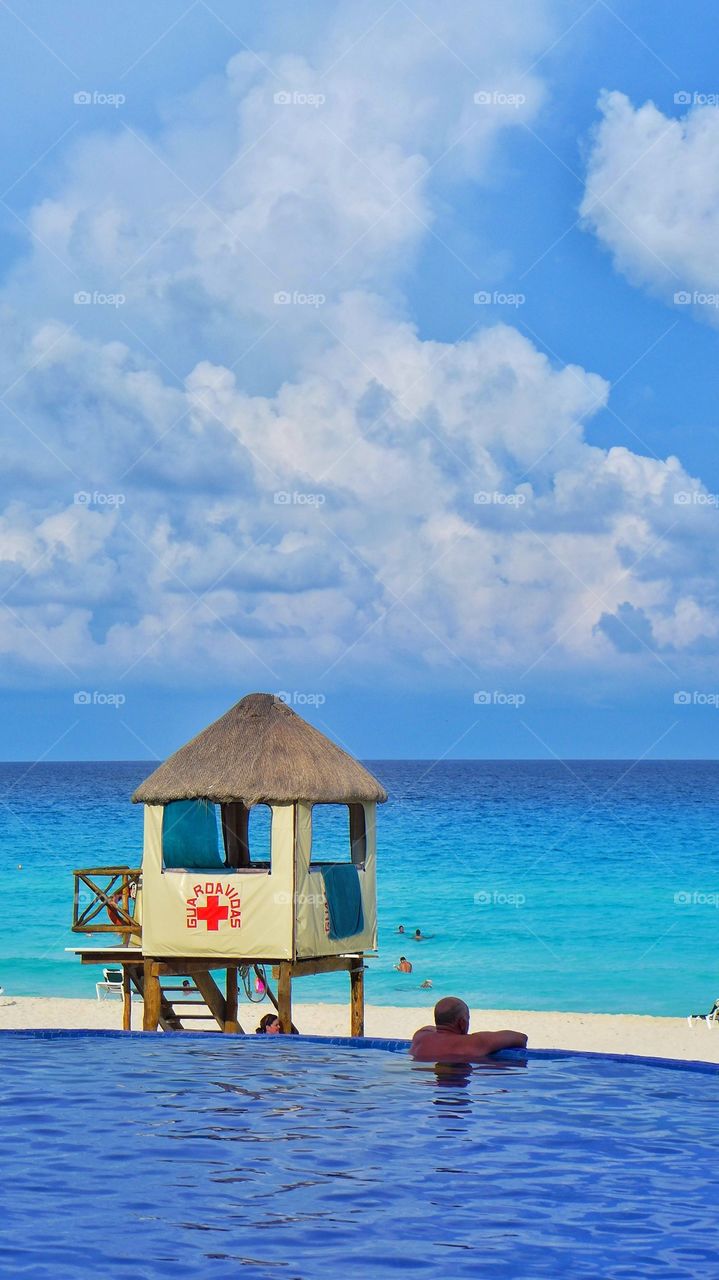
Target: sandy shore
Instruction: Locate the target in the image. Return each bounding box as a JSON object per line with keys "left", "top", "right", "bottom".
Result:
{"left": 1, "top": 996, "right": 718, "bottom": 1062}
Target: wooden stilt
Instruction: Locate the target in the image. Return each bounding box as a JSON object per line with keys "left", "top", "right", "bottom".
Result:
{"left": 350, "top": 960, "right": 364, "bottom": 1037}
{"left": 224, "top": 966, "right": 239, "bottom": 1033}
{"left": 122, "top": 966, "right": 132, "bottom": 1031}
{"left": 277, "top": 962, "right": 292, "bottom": 1033}
{"left": 142, "top": 959, "right": 161, "bottom": 1031}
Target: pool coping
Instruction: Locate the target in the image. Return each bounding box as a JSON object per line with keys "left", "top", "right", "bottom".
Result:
{"left": 1, "top": 1028, "right": 718, "bottom": 1074}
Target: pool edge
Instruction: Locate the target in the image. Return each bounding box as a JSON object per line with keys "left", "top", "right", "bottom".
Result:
{"left": 1, "top": 1028, "right": 718, "bottom": 1074}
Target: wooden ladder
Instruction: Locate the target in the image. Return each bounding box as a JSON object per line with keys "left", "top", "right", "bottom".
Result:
{"left": 128, "top": 965, "right": 244, "bottom": 1032}
{"left": 159, "top": 977, "right": 228, "bottom": 1032}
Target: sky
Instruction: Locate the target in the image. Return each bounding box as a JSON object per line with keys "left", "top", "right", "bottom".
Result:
{"left": 1, "top": 0, "right": 718, "bottom": 761}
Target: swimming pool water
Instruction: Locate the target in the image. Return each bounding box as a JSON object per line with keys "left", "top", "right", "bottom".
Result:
{"left": 3, "top": 1033, "right": 718, "bottom": 1279}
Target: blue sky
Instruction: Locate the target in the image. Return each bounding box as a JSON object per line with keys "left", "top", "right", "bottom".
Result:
{"left": 1, "top": 0, "right": 718, "bottom": 760}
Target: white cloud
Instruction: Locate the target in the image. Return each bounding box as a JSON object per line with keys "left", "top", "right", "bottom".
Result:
{"left": 581, "top": 90, "right": 719, "bottom": 315}
{"left": 1, "top": 11, "right": 718, "bottom": 692}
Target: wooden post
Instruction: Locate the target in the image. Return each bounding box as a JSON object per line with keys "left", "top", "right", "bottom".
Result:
{"left": 143, "top": 959, "right": 161, "bottom": 1031}
{"left": 122, "top": 966, "right": 132, "bottom": 1031}
{"left": 277, "top": 962, "right": 292, "bottom": 1034}
{"left": 350, "top": 961, "right": 364, "bottom": 1037}
{"left": 224, "top": 966, "right": 239, "bottom": 1033}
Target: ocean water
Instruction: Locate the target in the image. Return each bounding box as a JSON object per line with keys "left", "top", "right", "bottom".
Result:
{"left": 1, "top": 760, "right": 718, "bottom": 1016}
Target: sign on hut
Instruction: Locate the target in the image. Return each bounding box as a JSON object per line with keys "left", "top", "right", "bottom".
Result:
{"left": 71, "top": 693, "right": 387, "bottom": 1035}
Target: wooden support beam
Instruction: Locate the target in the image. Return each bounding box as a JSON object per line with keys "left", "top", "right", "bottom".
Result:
{"left": 263, "top": 978, "right": 300, "bottom": 1035}
{"left": 271, "top": 955, "right": 358, "bottom": 980}
{"left": 122, "top": 967, "right": 132, "bottom": 1032}
{"left": 142, "top": 959, "right": 161, "bottom": 1031}
{"left": 224, "top": 966, "right": 241, "bottom": 1033}
{"left": 350, "top": 962, "right": 364, "bottom": 1038}
{"left": 193, "top": 971, "right": 227, "bottom": 1030}
{"left": 277, "top": 962, "right": 292, "bottom": 1034}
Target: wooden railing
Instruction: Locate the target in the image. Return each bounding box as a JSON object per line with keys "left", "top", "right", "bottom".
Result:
{"left": 72, "top": 866, "right": 142, "bottom": 936}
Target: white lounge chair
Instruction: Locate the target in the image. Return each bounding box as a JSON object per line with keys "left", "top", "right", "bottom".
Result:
{"left": 96, "top": 967, "right": 124, "bottom": 1000}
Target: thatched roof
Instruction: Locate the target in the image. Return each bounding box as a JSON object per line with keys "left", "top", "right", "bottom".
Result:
{"left": 132, "top": 693, "right": 388, "bottom": 806}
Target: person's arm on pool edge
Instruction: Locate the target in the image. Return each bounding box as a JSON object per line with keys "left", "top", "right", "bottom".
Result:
{"left": 466, "top": 1029, "right": 528, "bottom": 1055}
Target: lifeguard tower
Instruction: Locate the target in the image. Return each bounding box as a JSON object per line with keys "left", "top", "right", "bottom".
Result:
{"left": 72, "top": 693, "right": 387, "bottom": 1034}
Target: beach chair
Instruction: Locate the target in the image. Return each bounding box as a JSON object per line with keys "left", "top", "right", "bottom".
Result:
{"left": 96, "top": 967, "right": 124, "bottom": 1000}
{"left": 687, "top": 998, "right": 719, "bottom": 1027}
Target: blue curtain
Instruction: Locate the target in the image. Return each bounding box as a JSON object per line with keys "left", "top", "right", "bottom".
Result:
{"left": 162, "top": 800, "right": 224, "bottom": 869}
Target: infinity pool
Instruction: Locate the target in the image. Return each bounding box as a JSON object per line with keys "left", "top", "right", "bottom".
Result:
{"left": 2, "top": 1032, "right": 717, "bottom": 1278}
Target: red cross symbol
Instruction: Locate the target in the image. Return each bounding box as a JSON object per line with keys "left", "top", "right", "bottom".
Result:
{"left": 196, "top": 894, "right": 229, "bottom": 931}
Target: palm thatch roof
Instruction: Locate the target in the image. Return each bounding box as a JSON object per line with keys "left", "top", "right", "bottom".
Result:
{"left": 132, "top": 692, "right": 388, "bottom": 805}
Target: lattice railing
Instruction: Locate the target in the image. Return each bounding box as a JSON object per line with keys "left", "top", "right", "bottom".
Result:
{"left": 72, "top": 866, "right": 142, "bottom": 936}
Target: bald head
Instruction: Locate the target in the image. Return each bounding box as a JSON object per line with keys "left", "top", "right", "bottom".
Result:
{"left": 434, "top": 997, "right": 470, "bottom": 1033}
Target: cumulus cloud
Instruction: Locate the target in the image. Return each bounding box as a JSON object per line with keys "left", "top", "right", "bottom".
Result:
{"left": 581, "top": 90, "right": 719, "bottom": 319}
{"left": 1, "top": 7, "right": 718, "bottom": 693}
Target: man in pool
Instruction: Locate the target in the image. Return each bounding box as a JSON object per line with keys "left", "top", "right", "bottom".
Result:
{"left": 409, "top": 997, "right": 527, "bottom": 1061}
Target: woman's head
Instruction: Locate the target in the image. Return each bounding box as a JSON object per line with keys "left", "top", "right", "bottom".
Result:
{"left": 256, "top": 1013, "right": 281, "bottom": 1035}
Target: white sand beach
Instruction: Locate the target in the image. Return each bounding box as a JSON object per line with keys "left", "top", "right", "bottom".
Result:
{"left": 2, "top": 996, "right": 718, "bottom": 1063}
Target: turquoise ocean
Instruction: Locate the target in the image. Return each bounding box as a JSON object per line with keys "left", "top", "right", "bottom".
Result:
{"left": 2, "top": 760, "right": 718, "bottom": 1017}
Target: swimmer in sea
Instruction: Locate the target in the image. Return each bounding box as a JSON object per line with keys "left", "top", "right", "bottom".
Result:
{"left": 395, "top": 956, "right": 413, "bottom": 974}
